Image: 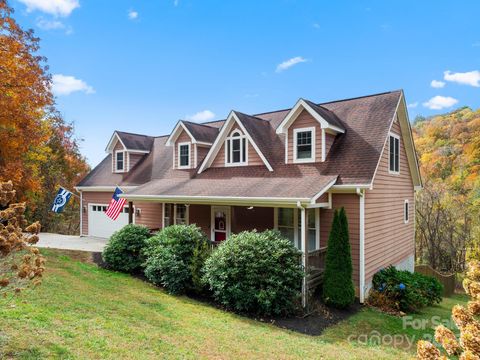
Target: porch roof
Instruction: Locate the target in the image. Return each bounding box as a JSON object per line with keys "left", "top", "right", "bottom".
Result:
{"left": 120, "top": 174, "right": 338, "bottom": 206}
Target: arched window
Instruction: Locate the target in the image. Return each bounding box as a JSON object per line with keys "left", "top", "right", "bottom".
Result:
{"left": 226, "top": 129, "right": 247, "bottom": 165}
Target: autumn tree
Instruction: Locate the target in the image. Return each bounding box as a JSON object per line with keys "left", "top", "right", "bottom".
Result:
{"left": 414, "top": 107, "right": 480, "bottom": 273}
{"left": 0, "top": 0, "right": 52, "bottom": 198}
{"left": 0, "top": 0, "right": 89, "bottom": 233}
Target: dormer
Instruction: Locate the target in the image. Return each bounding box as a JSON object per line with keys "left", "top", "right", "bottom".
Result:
{"left": 198, "top": 111, "right": 274, "bottom": 173}
{"left": 105, "top": 131, "right": 153, "bottom": 173}
{"left": 166, "top": 121, "right": 218, "bottom": 169}
{"left": 276, "top": 99, "right": 345, "bottom": 164}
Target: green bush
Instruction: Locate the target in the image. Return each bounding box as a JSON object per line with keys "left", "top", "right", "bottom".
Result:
{"left": 202, "top": 230, "right": 304, "bottom": 316}
{"left": 143, "top": 224, "right": 210, "bottom": 295}
{"left": 371, "top": 266, "right": 443, "bottom": 313}
{"left": 102, "top": 224, "right": 151, "bottom": 273}
{"left": 322, "top": 207, "right": 355, "bottom": 308}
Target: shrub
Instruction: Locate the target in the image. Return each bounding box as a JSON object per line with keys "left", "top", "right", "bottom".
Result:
{"left": 371, "top": 265, "right": 443, "bottom": 313}
{"left": 143, "top": 224, "right": 210, "bottom": 295}
{"left": 322, "top": 207, "right": 355, "bottom": 308}
{"left": 102, "top": 224, "right": 151, "bottom": 273}
{"left": 202, "top": 230, "right": 304, "bottom": 316}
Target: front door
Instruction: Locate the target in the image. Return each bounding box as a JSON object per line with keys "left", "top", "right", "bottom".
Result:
{"left": 211, "top": 206, "right": 230, "bottom": 242}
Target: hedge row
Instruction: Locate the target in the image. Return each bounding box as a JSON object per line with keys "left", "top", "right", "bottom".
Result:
{"left": 102, "top": 224, "right": 303, "bottom": 316}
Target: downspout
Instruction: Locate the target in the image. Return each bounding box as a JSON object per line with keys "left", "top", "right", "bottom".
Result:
{"left": 357, "top": 188, "right": 365, "bottom": 303}
{"left": 79, "top": 190, "right": 83, "bottom": 237}
{"left": 297, "top": 201, "right": 308, "bottom": 309}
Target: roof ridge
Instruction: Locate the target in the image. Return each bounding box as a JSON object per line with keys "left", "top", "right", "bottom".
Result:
{"left": 116, "top": 130, "right": 154, "bottom": 138}
{"left": 181, "top": 120, "right": 219, "bottom": 129}
{"left": 233, "top": 110, "right": 270, "bottom": 123}
{"left": 318, "top": 89, "right": 402, "bottom": 106}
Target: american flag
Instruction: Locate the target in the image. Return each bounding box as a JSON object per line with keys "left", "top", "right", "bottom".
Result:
{"left": 105, "top": 187, "right": 127, "bottom": 220}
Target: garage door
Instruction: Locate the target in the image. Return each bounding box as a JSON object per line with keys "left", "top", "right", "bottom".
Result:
{"left": 88, "top": 204, "right": 129, "bottom": 238}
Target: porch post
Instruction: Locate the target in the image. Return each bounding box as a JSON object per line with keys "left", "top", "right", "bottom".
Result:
{"left": 300, "top": 206, "right": 309, "bottom": 309}
{"left": 128, "top": 201, "right": 133, "bottom": 224}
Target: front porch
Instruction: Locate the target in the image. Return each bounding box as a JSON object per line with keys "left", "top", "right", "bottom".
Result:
{"left": 128, "top": 200, "right": 332, "bottom": 306}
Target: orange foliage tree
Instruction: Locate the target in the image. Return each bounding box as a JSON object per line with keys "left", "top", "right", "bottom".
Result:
{"left": 413, "top": 108, "right": 480, "bottom": 272}
{"left": 0, "top": 0, "right": 89, "bottom": 233}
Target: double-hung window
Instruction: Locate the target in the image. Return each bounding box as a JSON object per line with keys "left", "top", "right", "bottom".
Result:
{"left": 115, "top": 151, "right": 125, "bottom": 172}
{"left": 276, "top": 208, "right": 319, "bottom": 251}
{"left": 178, "top": 143, "right": 190, "bottom": 168}
{"left": 226, "top": 130, "right": 247, "bottom": 165}
{"left": 294, "top": 127, "right": 315, "bottom": 163}
{"left": 389, "top": 134, "right": 400, "bottom": 174}
{"left": 163, "top": 204, "right": 189, "bottom": 227}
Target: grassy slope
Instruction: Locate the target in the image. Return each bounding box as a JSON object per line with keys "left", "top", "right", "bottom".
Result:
{"left": 0, "top": 250, "right": 467, "bottom": 360}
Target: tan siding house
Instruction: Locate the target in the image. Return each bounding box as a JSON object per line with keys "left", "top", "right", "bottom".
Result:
{"left": 76, "top": 90, "right": 421, "bottom": 304}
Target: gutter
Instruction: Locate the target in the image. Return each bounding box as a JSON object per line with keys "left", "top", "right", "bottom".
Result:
{"left": 357, "top": 187, "right": 366, "bottom": 303}
{"left": 119, "top": 193, "right": 312, "bottom": 207}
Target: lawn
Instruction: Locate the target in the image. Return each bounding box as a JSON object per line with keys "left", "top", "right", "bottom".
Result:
{"left": 0, "top": 250, "right": 468, "bottom": 360}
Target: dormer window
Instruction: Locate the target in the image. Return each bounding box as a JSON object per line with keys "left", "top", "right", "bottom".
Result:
{"left": 294, "top": 127, "right": 315, "bottom": 163}
{"left": 178, "top": 142, "right": 190, "bottom": 169}
{"left": 115, "top": 151, "right": 125, "bottom": 172}
{"left": 226, "top": 129, "right": 247, "bottom": 166}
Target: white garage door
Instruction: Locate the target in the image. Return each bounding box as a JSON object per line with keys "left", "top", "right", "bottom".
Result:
{"left": 88, "top": 204, "right": 129, "bottom": 238}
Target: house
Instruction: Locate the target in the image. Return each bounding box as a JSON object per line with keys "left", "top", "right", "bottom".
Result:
{"left": 75, "top": 90, "right": 422, "bottom": 303}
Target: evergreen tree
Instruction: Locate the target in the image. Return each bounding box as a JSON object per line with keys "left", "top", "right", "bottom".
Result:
{"left": 323, "top": 207, "right": 355, "bottom": 308}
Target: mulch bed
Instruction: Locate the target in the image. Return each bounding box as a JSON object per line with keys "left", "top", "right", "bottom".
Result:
{"left": 269, "top": 300, "right": 362, "bottom": 336}
{"left": 91, "top": 250, "right": 361, "bottom": 336}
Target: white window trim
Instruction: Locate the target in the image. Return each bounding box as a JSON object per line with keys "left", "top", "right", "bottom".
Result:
{"left": 388, "top": 133, "right": 400, "bottom": 175}
{"left": 211, "top": 205, "right": 231, "bottom": 241}
{"left": 293, "top": 127, "right": 316, "bottom": 163}
{"left": 177, "top": 142, "right": 191, "bottom": 169}
{"left": 404, "top": 199, "right": 409, "bottom": 224}
{"left": 174, "top": 204, "right": 189, "bottom": 225}
{"left": 114, "top": 150, "right": 127, "bottom": 173}
{"left": 225, "top": 129, "right": 248, "bottom": 167}
{"left": 274, "top": 207, "right": 320, "bottom": 251}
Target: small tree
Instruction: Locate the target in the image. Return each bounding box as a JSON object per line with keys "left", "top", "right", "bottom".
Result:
{"left": 323, "top": 207, "right": 355, "bottom": 308}
{"left": 0, "top": 180, "right": 45, "bottom": 300}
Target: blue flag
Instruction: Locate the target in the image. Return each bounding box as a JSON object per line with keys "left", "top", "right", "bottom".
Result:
{"left": 51, "top": 187, "right": 73, "bottom": 213}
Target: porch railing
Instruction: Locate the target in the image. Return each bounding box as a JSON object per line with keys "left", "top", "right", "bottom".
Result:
{"left": 308, "top": 246, "right": 327, "bottom": 271}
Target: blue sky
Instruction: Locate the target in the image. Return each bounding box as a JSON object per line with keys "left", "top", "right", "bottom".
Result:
{"left": 12, "top": 0, "right": 480, "bottom": 166}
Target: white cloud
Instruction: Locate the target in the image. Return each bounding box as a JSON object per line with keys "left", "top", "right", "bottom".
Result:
{"left": 472, "top": 42, "right": 480, "bottom": 47}
{"left": 423, "top": 96, "right": 458, "bottom": 110}
{"left": 128, "top": 10, "right": 138, "bottom": 20}
{"left": 52, "top": 74, "right": 95, "bottom": 96}
{"left": 36, "top": 17, "right": 64, "bottom": 29}
{"left": 444, "top": 70, "right": 480, "bottom": 87}
{"left": 18, "top": 0, "right": 79, "bottom": 17}
{"left": 185, "top": 110, "right": 215, "bottom": 122}
{"left": 36, "top": 16, "right": 72, "bottom": 33}
{"left": 275, "top": 56, "right": 308, "bottom": 73}
{"left": 430, "top": 80, "right": 445, "bottom": 88}
{"left": 407, "top": 102, "right": 418, "bottom": 108}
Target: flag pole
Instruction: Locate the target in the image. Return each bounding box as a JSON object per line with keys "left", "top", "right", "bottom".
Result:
{"left": 59, "top": 186, "right": 80, "bottom": 199}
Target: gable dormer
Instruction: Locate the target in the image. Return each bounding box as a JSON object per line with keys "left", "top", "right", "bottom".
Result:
{"left": 105, "top": 131, "right": 153, "bottom": 173}
{"left": 198, "top": 111, "right": 273, "bottom": 173}
{"left": 166, "top": 121, "right": 218, "bottom": 169}
{"left": 276, "top": 99, "right": 345, "bottom": 164}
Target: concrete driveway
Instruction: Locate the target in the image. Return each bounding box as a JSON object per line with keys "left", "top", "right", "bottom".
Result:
{"left": 36, "top": 233, "right": 108, "bottom": 252}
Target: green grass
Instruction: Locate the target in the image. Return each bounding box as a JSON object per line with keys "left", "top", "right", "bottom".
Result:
{"left": 0, "top": 250, "right": 468, "bottom": 359}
